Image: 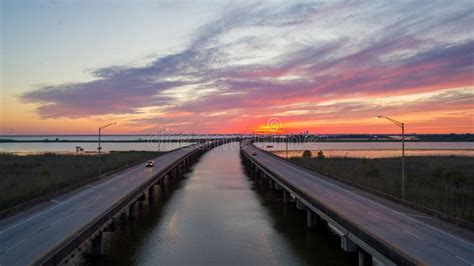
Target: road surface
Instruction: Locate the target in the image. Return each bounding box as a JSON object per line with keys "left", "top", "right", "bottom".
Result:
{"left": 242, "top": 144, "right": 474, "bottom": 265}
{"left": 0, "top": 144, "right": 204, "bottom": 265}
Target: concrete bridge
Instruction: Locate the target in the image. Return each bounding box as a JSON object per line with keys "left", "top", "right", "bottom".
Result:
{"left": 0, "top": 140, "right": 228, "bottom": 265}
{"left": 240, "top": 142, "right": 474, "bottom": 266}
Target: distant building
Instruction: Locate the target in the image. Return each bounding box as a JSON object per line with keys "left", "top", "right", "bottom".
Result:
{"left": 389, "top": 135, "right": 419, "bottom": 140}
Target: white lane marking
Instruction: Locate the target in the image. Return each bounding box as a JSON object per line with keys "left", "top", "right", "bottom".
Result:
{"left": 5, "top": 239, "right": 26, "bottom": 252}
{"left": 260, "top": 149, "right": 474, "bottom": 247}
{"left": 248, "top": 147, "right": 474, "bottom": 249}
{"left": 0, "top": 184, "right": 107, "bottom": 234}
{"left": 0, "top": 146, "right": 201, "bottom": 233}
{"left": 407, "top": 214, "right": 432, "bottom": 219}
{"left": 368, "top": 211, "right": 381, "bottom": 220}
{"left": 0, "top": 158, "right": 160, "bottom": 235}
{"left": 0, "top": 149, "right": 196, "bottom": 236}
{"left": 403, "top": 229, "right": 423, "bottom": 240}
{"left": 35, "top": 224, "right": 51, "bottom": 234}
{"left": 0, "top": 208, "right": 52, "bottom": 235}
{"left": 455, "top": 256, "right": 473, "bottom": 265}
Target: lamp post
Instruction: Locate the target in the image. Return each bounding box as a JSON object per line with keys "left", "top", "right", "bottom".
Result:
{"left": 280, "top": 129, "right": 289, "bottom": 159}
{"left": 98, "top": 122, "right": 118, "bottom": 177}
{"left": 156, "top": 127, "right": 163, "bottom": 152}
{"left": 375, "top": 116, "right": 405, "bottom": 200}
{"left": 252, "top": 130, "right": 259, "bottom": 142}
{"left": 157, "top": 127, "right": 167, "bottom": 152}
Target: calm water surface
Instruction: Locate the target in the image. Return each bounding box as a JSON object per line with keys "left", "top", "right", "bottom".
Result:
{"left": 0, "top": 142, "right": 195, "bottom": 154}
{"left": 86, "top": 143, "right": 355, "bottom": 265}
{"left": 1, "top": 135, "right": 472, "bottom": 158}
{"left": 255, "top": 142, "right": 474, "bottom": 158}
{"left": 0, "top": 135, "right": 236, "bottom": 154}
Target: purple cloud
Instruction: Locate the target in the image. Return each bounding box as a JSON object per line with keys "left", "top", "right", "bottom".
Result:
{"left": 20, "top": 0, "right": 474, "bottom": 132}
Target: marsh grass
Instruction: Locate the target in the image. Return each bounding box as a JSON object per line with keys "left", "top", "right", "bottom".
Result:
{"left": 289, "top": 156, "right": 474, "bottom": 222}
{"left": 0, "top": 151, "right": 162, "bottom": 211}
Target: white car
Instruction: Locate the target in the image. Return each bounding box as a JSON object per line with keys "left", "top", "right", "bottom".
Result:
{"left": 145, "top": 160, "right": 155, "bottom": 167}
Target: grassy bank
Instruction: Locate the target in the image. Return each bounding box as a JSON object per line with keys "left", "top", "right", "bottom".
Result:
{"left": 289, "top": 156, "right": 474, "bottom": 223}
{"left": 0, "top": 151, "right": 162, "bottom": 212}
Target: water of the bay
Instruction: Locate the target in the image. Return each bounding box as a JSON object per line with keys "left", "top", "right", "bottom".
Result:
{"left": 1, "top": 135, "right": 471, "bottom": 158}
{"left": 85, "top": 143, "right": 356, "bottom": 265}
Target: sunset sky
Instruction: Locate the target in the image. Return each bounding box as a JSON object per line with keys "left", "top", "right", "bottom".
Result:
{"left": 1, "top": 0, "right": 473, "bottom": 135}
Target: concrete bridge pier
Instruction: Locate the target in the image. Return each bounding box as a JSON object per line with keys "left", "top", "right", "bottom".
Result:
{"left": 129, "top": 202, "right": 137, "bottom": 219}
{"left": 270, "top": 179, "right": 277, "bottom": 191}
{"left": 306, "top": 209, "right": 327, "bottom": 229}
{"left": 274, "top": 182, "right": 282, "bottom": 191}
{"left": 358, "top": 248, "right": 372, "bottom": 266}
{"left": 172, "top": 168, "right": 177, "bottom": 178}
{"left": 163, "top": 175, "right": 169, "bottom": 186}
{"left": 340, "top": 233, "right": 372, "bottom": 265}
{"left": 91, "top": 233, "right": 103, "bottom": 256}
{"left": 179, "top": 163, "right": 184, "bottom": 174}
{"left": 105, "top": 221, "right": 116, "bottom": 233}
{"left": 306, "top": 209, "right": 316, "bottom": 228}
{"left": 137, "top": 193, "right": 146, "bottom": 202}
{"left": 259, "top": 171, "right": 266, "bottom": 188}
{"left": 148, "top": 186, "right": 154, "bottom": 200}
{"left": 159, "top": 176, "right": 168, "bottom": 194}
{"left": 295, "top": 199, "right": 305, "bottom": 210}
{"left": 175, "top": 165, "right": 180, "bottom": 176}
{"left": 283, "top": 190, "right": 289, "bottom": 204}
{"left": 184, "top": 159, "right": 189, "bottom": 171}
{"left": 340, "top": 235, "right": 357, "bottom": 252}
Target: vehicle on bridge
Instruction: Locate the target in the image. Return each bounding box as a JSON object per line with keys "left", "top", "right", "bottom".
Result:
{"left": 145, "top": 160, "right": 155, "bottom": 167}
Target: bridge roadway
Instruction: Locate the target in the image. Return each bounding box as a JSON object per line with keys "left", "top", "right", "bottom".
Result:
{"left": 241, "top": 143, "right": 474, "bottom": 266}
{"left": 0, "top": 141, "right": 224, "bottom": 265}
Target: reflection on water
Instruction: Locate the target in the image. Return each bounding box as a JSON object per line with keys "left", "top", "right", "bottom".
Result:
{"left": 255, "top": 142, "right": 474, "bottom": 158}
{"left": 274, "top": 149, "right": 474, "bottom": 158}
{"left": 3, "top": 140, "right": 472, "bottom": 158}
{"left": 86, "top": 143, "right": 356, "bottom": 265}
{"left": 255, "top": 141, "right": 474, "bottom": 151}
{"left": 0, "top": 142, "right": 195, "bottom": 154}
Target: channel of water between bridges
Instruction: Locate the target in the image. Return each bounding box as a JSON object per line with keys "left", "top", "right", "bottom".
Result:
{"left": 85, "top": 142, "right": 356, "bottom": 265}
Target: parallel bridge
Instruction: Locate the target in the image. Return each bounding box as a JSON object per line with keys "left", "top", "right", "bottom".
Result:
{"left": 0, "top": 141, "right": 227, "bottom": 265}
{"left": 241, "top": 142, "right": 474, "bottom": 266}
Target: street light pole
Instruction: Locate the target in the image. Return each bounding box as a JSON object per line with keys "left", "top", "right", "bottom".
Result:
{"left": 375, "top": 116, "right": 406, "bottom": 200}
{"left": 157, "top": 128, "right": 169, "bottom": 152}
{"left": 157, "top": 128, "right": 163, "bottom": 152}
{"left": 98, "top": 122, "right": 118, "bottom": 177}
{"left": 278, "top": 129, "right": 289, "bottom": 159}
{"left": 98, "top": 127, "right": 101, "bottom": 176}
{"left": 401, "top": 122, "right": 405, "bottom": 199}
